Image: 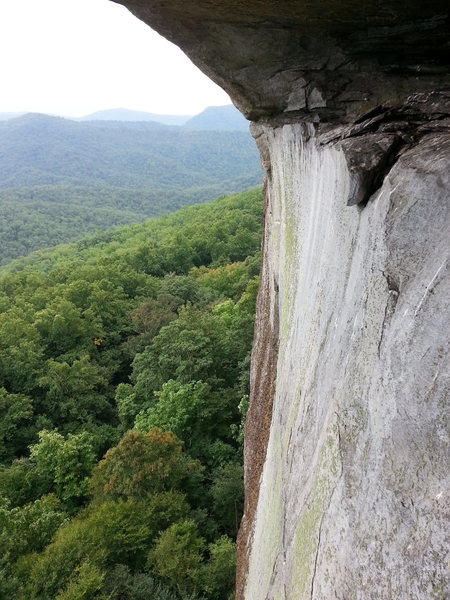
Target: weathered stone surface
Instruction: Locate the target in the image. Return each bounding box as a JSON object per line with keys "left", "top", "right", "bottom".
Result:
{"left": 244, "top": 122, "right": 449, "bottom": 600}
{"left": 236, "top": 177, "right": 279, "bottom": 598}
{"left": 340, "top": 133, "right": 400, "bottom": 205}
{"left": 246, "top": 94, "right": 449, "bottom": 599}
{"left": 114, "top": 1, "right": 450, "bottom": 122}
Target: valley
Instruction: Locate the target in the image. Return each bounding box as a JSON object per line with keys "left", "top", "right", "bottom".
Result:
{"left": 0, "top": 106, "right": 260, "bottom": 265}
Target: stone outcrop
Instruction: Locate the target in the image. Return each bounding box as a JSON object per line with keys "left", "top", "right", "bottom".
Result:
{"left": 116, "top": 2, "right": 449, "bottom": 598}
{"left": 244, "top": 98, "right": 449, "bottom": 600}
{"left": 116, "top": 1, "right": 449, "bottom": 122}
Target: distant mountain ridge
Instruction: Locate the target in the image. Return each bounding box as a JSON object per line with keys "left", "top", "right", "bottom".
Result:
{"left": 77, "top": 108, "right": 191, "bottom": 126}
{"left": 79, "top": 104, "right": 248, "bottom": 131}
{"left": 0, "top": 111, "right": 26, "bottom": 121}
{"left": 0, "top": 104, "right": 249, "bottom": 131}
{"left": 183, "top": 105, "right": 249, "bottom": 131}
{"left": 0, "top": 112, "right": 258, "bottom": 189}
{"left": 0, "top": 112, "right": 261, "bottom": 264}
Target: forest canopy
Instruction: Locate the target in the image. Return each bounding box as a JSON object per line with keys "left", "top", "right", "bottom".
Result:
{"left": 0, "top": 187, "right": 263, "bottom": 600}
{"left": 0, "top": 114, "right": 261, "bottom": 265}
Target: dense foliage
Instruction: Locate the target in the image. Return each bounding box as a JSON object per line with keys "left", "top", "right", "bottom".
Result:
{"left": 0, "top": 114, "right": 261, "bottom": 264}
{"left": 0, "top": 188, "right": 262, "bottom": 599}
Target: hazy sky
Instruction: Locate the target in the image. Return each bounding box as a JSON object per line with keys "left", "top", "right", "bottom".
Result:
{"left": 0, "top": 0, "right": 231, "bottom": 117}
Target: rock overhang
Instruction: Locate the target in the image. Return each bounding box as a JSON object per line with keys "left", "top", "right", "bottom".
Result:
{"left": 108, "top": 4, "right": 449, "bottom": 600}
{"left": 114, "top": 0, "right": 450, "bottom": 122}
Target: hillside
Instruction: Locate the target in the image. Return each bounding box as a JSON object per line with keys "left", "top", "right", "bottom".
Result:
{"left": 78, "top": 108, "right": 191, "bottom": 125}
{"left": 0, "top": 113, "right": 261, "bottom": 265}
{"left": 0, "top": 188, "right": 262, "bottom": 599}
{"left": 183, "top": 104, "right": 249, "bottom": 131}
{"left": 0, "top": 112, "right": 26, "bottom": 121}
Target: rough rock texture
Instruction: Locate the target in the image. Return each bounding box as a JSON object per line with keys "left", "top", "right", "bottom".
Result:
{"left": 244, "top": 107, "right": 449, "bottom": 600}
{"left": 114, "top": 2, "right": 449, "bottom": 598}
{"left": 115, "top": 1, "right": 449, "bottom": 122}
{"left": 236, "top": 176, "right": 279, "bottom": 599}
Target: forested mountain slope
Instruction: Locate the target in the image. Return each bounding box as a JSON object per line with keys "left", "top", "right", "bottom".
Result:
{"left": 78, "top": 108, "right": 191, "bottom": 125}
{"left": 183, "top": 105, "right": 248, "bottom": 131}
{"left": 0, "top": 113, "right": 261, "bottom": 265}
{"left": 0, "top": 188, "right": 262, "bottom": 599}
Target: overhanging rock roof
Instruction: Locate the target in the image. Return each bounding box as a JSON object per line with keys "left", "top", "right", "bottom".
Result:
{"left": 114, "top": 1, "right": 450, "bottom": 121}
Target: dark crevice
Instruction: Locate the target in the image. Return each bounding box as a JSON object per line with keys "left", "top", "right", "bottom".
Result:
{"left": 356, "top": 135, "right": 406, "bottom": 208}
{"left": 336, "top": 91, "right": 450, "bottom": 207}
{"left": 310, "top": 511, "right": 325, "bottom": 599}
{"left": 353, "top": 105, "right": 386, "bottom": 124}
{"left": 377, "top": 270, "right": 400, "bottom": 357}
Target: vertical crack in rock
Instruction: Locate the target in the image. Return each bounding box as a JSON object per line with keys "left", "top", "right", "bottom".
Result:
{"left": 309, "top": 514, "right": 324, "bottom": 600}
{"left": 413, "top": 258, "right": 448, "bottom": 318}
{"left": 378, "top": 271, "right": 400, "bottom": 358}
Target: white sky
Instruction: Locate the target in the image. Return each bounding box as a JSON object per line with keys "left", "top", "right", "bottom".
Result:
{"left": 0, "top": 0, "right": 231, "bottom": 117}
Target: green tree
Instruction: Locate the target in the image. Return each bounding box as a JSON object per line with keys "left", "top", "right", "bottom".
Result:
{"left": 37, "top": 356, "right": 111, "bottom": 428}
{"left": 0, "top": 494, "right": 67, "bottom": 600}
{"left": 0, "top": 188, "right": 263, "bottom": 600}
{"left": 131, "top": 306, "right": 230, "bottom": 399}
{"left": 55, "top": 561, "right": 104, "bottom": 600}
{"left": 148, "top": 520, "right": 205, "bottom": 595}
{"left": 135, "top": 380, "right": 237, "bottom": 464}
{"left": 115, "top": 383, "right": 140, "bottom": 432}
{"left": 14, "top": 494, "right": 191, "bottom": 600}
{"left": 34, "top": 299, "right": 93, "bottom": 357}
{"left": 134, "top": 380, "right": 212, "bottom": 444}
{"left": 125, "top": 295, "right": 178, "bottom": 356}
{"left": 200, "top": 536, "right": 236, "bottom": 600}
{"left": 101, "top": 564, "right": 176, "bottom": 600}
{"left": 29, "top": 430, "right": 96, "bottom": 507}
{"left": 0, "top": 459, "right": 48, "bottom": 508}
{"left": 89, "top": 429, "right": 200, "bottom": 503}
{"left": 0, "top": 494, "right": 67, "bottom": 564}
{"left": 159, "top": 274, "right": 199, "bottom": 306}
{"left": 210, "top": 463, "right": 244, "bottom": 538}
{"left": 190, "top": 262, "right": 249, "bottom": 300}
{"left": 0, "top": 388, "right": 34, "bottom": 461}
{"left": 0, "top": 307, "right": 44, "bottom": 395}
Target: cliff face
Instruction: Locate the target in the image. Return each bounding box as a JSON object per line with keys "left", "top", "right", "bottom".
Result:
{"left": 116, "top": 2, "right": 449, "bottom": 598}
{"left": 245, "top": 103, "right": 449, "bottom": 599}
